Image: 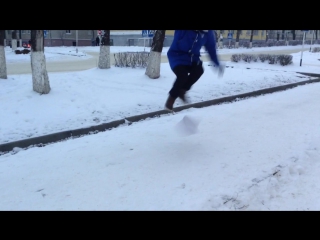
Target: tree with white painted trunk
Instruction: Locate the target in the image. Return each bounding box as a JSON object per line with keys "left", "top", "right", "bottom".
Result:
{"left": 235, "top": 30, "right": 241, "bottom": 48}
{"left": 249, "top": 30, "right": 254, "bottom": 48}
{"left": 98, "top": 30, "right": 110, "bottom": 69}
{"left": 30, "top": 30, "right": 50, "bottom": 94}
{"left": 265, "top": 30, "right": 269, "bottom": 41}
{"left": 11, "top": 30, "right": 17, "bottom": 51}
{"left": 0, "top": 30, "right": 7, "bottom": 79}
{"left": 59, "top": 30, "right": 65, "bottom": 46}
{"left": 145, "top": 30, "right": 166, "bottom": 79}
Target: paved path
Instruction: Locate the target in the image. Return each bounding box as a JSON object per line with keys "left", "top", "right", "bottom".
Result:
{"left": 6, "top": 48, "right": 308, "bottom": 75}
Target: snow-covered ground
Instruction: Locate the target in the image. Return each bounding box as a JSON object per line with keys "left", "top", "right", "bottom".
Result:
{"left": 1, "top": 45, "right": 320, "bottom": 144}
{"left": 5, "top": 44, "right": 319, "bottom": 63}
{"left": 0, "top": 76, "right": 319, "bottom": 210}
{"left": 1, "top": 44, "right": 320, "bottom": 210}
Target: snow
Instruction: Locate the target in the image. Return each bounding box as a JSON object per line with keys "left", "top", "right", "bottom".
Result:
{"left": 5, "top": 44, "right": 318, "bottom": 63}
{"left": 1, "top": 44, "right": 320, "bottom": 210}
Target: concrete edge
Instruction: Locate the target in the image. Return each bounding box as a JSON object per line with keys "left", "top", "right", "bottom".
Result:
{"left": 1, "top": 76, "right": 320, "bottom": 155}
{"left": 296, "top": 72, "right": 320, "bottom": 78}
{"left": 0, "top": 119, "right": 125, "bottom": 154}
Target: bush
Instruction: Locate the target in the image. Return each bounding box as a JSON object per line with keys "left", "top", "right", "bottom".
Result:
{"left": 231, "top": 53, "right": 292, "bottom": 66}
{"left": 252, "top": 55, "right": 258, "bottom": 62}
{"left": 253, "top": 41, "right": 268, "bottom": 48}
{"left": 114, "top": 51, "right": 150, "bottom": 68}
{"left": 239, "top": 54, "right": 258, "bottom": 63}
{"left": 257, "top": 42, "right": 267, "bottom": 47}
{"left": 15, "top": 50, "right": 21, "bottom": 54}
{"left": 258, "top": 54, "right": 268, "bottom": 62}
{"left": 231, "top": 54, "right": 241, "bottom": 62}
{"left": 312, "top": 47, "right": 320, "bottom": 53}
{"left": 288, "top": 40, "right": 302, "bottom": 46}
{"left": 267, "top": 41, "right": 275, "bottom": 47}
{"left": 242, "top": 41, "right": 250, "bottom": 48}
{"left": 278, "top": 55, "right": 293, "bottom": 66}
{"left": 241, "top": 53, "right": 253, "bottom": 63}
{"left": 268, "top": 55, "right": 278, "bottom": 64}
{"left": 275, "top": 40, "right": 286, "bottom": 46}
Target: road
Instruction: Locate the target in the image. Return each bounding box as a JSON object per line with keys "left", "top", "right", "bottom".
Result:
{"left": 6, "top": 48, "right": 306, "bottom": 75}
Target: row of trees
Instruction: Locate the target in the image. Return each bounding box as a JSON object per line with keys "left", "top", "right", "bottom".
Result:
{"left": 214, "top": 30, "right": 319, "bottom": 49}
{"left": 0, "top": 30, "right": 50, "bottom": 93}
{"left": 224, "top": 30, "right": 319, "bottom": 46}
{"left": 0, "top": 30, "right": 166, "bottom": 94}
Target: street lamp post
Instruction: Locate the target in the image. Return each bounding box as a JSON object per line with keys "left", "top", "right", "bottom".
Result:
{"left": 19, "top": 30, "right": 22, "bottom": 47}
{"left": 300, "top": 31, "right": 307, "bottom": 66}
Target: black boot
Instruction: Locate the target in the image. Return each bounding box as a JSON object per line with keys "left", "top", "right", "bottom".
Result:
{"left": 165, "top": 95, "right": 176, "bottom": 111}
{"left": 179, "top": 89, "right": 188, "bottom": 103}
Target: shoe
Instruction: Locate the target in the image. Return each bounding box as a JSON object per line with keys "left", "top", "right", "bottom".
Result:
{"left": 179, "top": 89, "right": 188, "bottom": 103}
{"left": 165, "top": 95, "right": 176, "bottom": 111}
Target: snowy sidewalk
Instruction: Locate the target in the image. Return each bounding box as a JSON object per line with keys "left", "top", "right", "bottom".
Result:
{"left": 1, "top": 81, "right": 320, "bottom": 210}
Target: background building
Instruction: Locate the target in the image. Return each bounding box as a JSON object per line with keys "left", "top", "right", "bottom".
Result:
{"left": 4, "top": 30, "right": 318, "bottom": 47}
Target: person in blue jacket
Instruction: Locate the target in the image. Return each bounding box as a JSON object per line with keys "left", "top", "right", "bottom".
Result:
{"left": 165, "top": 30, "right": 225, "bottom": 111}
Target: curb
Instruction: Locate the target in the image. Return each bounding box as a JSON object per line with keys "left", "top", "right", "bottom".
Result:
{"left": 1, "top": 76, "right": 320, "bottom": 154}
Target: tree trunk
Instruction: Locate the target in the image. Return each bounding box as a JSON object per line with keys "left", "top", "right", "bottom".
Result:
{"left": 218, "top": 30, "right": 223, "bottom": 48}
{"left": 98, "top": 30, "right": 110, "bottom": 69}
{"left": 31, "top": 30, "right": 50, "bottom": 94}
{"left": 235, "top": 30, "right": 241, "bottom": 48}
{"left": 315, "top": 30, "right": 318, "bottom": 40}
{"left": 277, "top": 31, "right": 280, "bottom": 41}
{"left": 145, "top": 30, "right": 166, "bottom": 79}
{"left": 92, "top": 30, "right": 95, "bottom": 45}
{"left": 249, "top": 30, "right": 254, "bottom": 48}
{"left": 282, "top": 30, "right": 285, "bottom": 40}
{"left": 291, "top": 30, "right": 296, "bottom": 40}
{"left": 214, "top": 30, "right": 218, "bottom": 49}
{"left": 0, "top": 30, "right": 7, "bottom": 79}
{"left": 50, "top": 30, "right": 52, "bottom": 46}
{"left": 266, "top": 30, "right": 269, "bottom": 42}
{"left": 11, "top": 30, "right": 17, "bottom": 50}
{"left": 4, "top": 30, "right": 7, "bottom": 47}
{"left": 18, "top": 30, "right": 22, "bottom": 47}
{"left": 60, "top": 30, "right": 65, "bottom": 46}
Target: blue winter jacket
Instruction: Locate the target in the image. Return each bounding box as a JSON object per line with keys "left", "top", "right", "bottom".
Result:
{"left": 167, "top": 30, "right": 220, "bottom": 70}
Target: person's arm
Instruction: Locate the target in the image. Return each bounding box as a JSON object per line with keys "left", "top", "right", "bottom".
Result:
{"left": 204, "top": 30, "right": 220, "bottom": 67}
{"left": 205, "top": 30, "right": 225, "bottom": 77}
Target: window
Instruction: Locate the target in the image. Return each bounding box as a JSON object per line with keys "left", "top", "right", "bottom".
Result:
{"left": 88, "top": 30, "right": 92, "bottom": 35}
{"left": 66, "top": 30, "right": 71, "bottom": 34}
{"left": 22, "top": 30, "right": 31, "bottom": 34}
{"left": 261, "top": 30, "right": 264, "bottom": 36}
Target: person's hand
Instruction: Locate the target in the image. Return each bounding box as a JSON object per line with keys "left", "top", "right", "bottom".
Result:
{"left": 217, "top": 63, "right": 225, "bottom": 78}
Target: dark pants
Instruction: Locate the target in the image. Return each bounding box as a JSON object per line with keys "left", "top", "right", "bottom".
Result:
{"left": 169, "top": 61, "right": 204, "bottom": 99}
